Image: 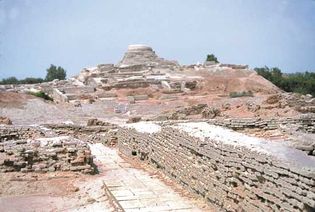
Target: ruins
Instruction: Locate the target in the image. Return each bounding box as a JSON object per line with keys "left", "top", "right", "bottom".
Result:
{"left": 0, "top": 45, "right": 315, "bottom": 211}
{"left": 118, "top": 121, "right": 315, "bottom": 211}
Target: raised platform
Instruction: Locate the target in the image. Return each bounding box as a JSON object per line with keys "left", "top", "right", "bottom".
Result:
{"left": 127, "top": 44, "right": 153, "bottom": 52}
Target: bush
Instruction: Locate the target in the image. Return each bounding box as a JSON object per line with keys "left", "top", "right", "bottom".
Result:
{"left": 20, "top": 78, "right": 44, "bottom": 84}
{"left": 29, "top": 91, "right": 53, "bottom": 101}
{"left": 229, "top": 91, "right": 253, "bottom": 98}
{"left": 0, "top": 77, "right": 44, "bottom": 85}
{"left": 206, "top": 54, "right": 219, "bottom": 63}
{"left": 0, "top": 77, "right": 19, "bottom": 85}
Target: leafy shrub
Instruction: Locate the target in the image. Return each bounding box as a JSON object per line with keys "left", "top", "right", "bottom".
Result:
{"left": 29, "top": 91, "right": 53, "bottom": 101}
{"left": 229, "top": 91, "right": 253, "bottom": 98}
{"left": 0, "top": 77, "right": 44, "bottom": 85}
{"left": 0, "top": 77, "right": 19, "bottom": 85}
{"left": 20, "top": 78, "right": 44, "bottom": 84}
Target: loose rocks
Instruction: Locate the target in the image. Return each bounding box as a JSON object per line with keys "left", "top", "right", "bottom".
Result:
{"left": 0, "top": 117, "right": 12, "bottom": 125}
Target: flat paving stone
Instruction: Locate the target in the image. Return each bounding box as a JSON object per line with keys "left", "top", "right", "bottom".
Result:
{"left": 90, "top": 143, "right": 206, "bottom": 212}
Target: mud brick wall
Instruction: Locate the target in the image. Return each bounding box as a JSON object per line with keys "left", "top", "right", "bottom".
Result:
{"left": 0, "top": 127, "right": 44, "bottom": 142}
{"left": 208, "top": 116, "right": 315, "bottom": 133}
{"left": 44, "top": 124, "right": 118, "bottom": 146}
{"left": 118, "top": 122, "right": 315, "bottom": 211}
{"left": 0, "top": 131, "right": 94, "bottom": 174}
{"left": 61, "top": 86, "right": 95, "bottom": 94}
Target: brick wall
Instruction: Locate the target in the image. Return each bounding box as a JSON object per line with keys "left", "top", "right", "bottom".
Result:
{"left": 208, "top": 116, "right": 315, "bottom": 133}
{"left": 118, "top": 122, "right": 315, "bottom": 211}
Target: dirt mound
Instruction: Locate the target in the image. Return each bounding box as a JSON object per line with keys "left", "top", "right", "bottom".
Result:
{"left": 199, "top": 68, "right": 280, "bottom": 94}
{"left": 0, "top": 92, "right": 34, "bottom": 109}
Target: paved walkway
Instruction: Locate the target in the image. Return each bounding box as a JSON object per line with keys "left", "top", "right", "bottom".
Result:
{"left": 90, "top": 143, "right": 205, "bottom": 212}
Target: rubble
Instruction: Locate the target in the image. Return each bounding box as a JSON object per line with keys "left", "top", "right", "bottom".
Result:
{"left": 201, "top": 107, "right": 221, "bottom": 118}
{"left": 298, "top": 106, "right": 315, "bottom": 113}
{"left": 0, "top": 127, "right": 95, "bottom": 174}
{"left": 127, "top": 116, "right": 142, "bottom": 123}
{"left": 153, "top": 104, "right": 221, "bottom": 120}
{"left": 86, "top": 119, "right": 111, "bottom": 127}
{"left": 0, "top": 116, "right": 12, "bottom": 125}
{"left": 265, "top": 94, "right": 281, "bottom": 104}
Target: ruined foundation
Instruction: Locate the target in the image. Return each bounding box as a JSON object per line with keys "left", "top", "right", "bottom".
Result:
{"left": 0, "top": 127, "right": 95, "bottom": 174}
{"left": 118, "top": 122, "right": 315, "bottom": 211}
{"left": 208, "top": 115, "right": 315, "bottom": 133}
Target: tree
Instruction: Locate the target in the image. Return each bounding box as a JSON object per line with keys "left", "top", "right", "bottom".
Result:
{"left": 206, "top": 54, "right": 219, "bottom": 63}
{"left": 255, "top": 66, "right": 315, "bottom": 96}
{"left": 45, "top": 64, "right": 66, "bottom": 81}
{"left": 20, "top": 77, "right": 44, "bottom": 84}
{"left": 254, "top": 66, "right": 272, "bottom": 80}
{"left": 270, "top": 67, "right": 283, "bottom": 87}
{"left": 0, "top": 77, "right": 19, "bottom": 84}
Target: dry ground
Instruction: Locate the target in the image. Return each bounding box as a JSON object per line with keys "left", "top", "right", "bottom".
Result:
{"left": 0, "top": 171, "right": 114, "bottom": 211}
{"left": 0, "top": 90, "right": 299, "bottom": 126}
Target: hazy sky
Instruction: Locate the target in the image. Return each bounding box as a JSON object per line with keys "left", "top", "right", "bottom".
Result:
{"left": 0, "top": 0, "right": 315, "bottom": 79}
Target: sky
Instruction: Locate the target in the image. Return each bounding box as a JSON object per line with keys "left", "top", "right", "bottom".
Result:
{"left": 0, "top": 0, "right": 315, "bottom": 79}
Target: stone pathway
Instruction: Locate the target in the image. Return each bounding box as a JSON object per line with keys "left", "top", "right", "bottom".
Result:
{"left": 90, "top": 143, "right": 205, "bottom": 212}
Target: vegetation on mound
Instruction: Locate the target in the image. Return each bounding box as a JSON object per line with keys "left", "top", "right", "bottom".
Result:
{"left": 28, "top": 91, "right": 53, "bottom": 101}
{"left": 229, "top": 91, "right": 253, "bottom": 98}
{"left": 0, "top": 64, "right": 66, "bottom": 85}
{"left": 255, "top": 66, "right": 315, "bottom": 96}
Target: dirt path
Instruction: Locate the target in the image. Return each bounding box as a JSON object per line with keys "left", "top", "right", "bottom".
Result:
{"left": 90, "top": 143, "right": 211, "bottom": 212}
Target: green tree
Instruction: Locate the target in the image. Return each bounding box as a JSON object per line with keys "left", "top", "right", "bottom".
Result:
{"left": 206, "top": 54, "right": 219, "bottom": 63}
{"left": 255, "top": 66, "right": 315, "bottom": 96}
{"left": 45, "top": 64, "right": 66, "bottom": 81}
{"left": 0, "top": 77, "right": 19, "bottom": 84}
{"left": 254, "top": 66, "right": 272, "bottom": 80}
{"left": 270, "top": 67, "right": 283, "bottom": 87}
{"left": 20, "top": 77, "right": 44, "bottom": 84}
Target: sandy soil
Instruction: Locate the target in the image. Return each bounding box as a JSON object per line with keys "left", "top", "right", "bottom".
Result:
{"left": 0, "top": 92, "right": 34, "bottom": 109}
{"left": 0, "top": 171, "right": 114, "bottom": 211}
